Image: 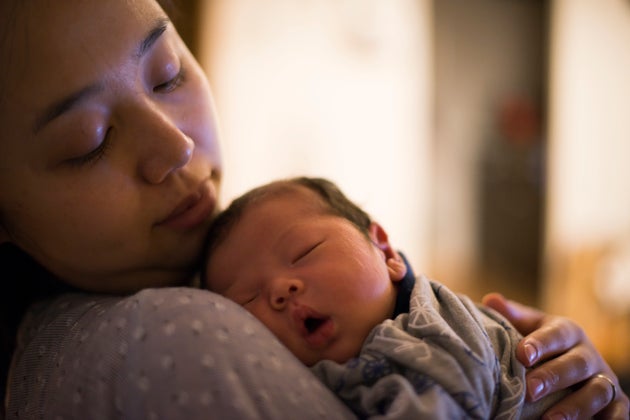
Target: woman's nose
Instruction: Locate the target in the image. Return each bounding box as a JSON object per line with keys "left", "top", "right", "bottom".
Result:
{"left": 269, "top": 278, "right": 304, "bottom": 310}
{"left": 134, "top": 106, "right": 195, "bottom": 184}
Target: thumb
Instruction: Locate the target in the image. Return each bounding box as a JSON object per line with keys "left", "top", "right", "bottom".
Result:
{"left": 482, "top": 292, "right": 544, "bottom": 335}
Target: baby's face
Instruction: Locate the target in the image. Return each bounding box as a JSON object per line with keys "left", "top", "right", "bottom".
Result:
{"left": 205, "top": 187, "right": 398, "bottom": 366}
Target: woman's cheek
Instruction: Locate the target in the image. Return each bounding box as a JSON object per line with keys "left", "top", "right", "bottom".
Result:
{"left": 179, "top": 62, "right": 220, "bottom": 150}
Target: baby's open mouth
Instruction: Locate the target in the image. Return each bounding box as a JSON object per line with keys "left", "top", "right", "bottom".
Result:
{"left": 293, "top": 306, "right": 335, "bottom": 347}
{"left": 304, "top": 317, "right": 327, "bottom": 334}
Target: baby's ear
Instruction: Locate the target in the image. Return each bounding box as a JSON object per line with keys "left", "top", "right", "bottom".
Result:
{"left": 386, "top": 257, "right": 407, "bottom": 282}
{"left": 368, "top": 222, "right": 407, "bottom": 282}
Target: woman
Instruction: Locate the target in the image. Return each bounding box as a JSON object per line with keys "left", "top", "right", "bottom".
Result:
{"left": 0, "top": 0, "right": 627, "bottom": 418}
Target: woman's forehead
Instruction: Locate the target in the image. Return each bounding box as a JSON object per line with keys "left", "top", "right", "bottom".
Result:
{"left": 1, "top": 0, "right": 166, "bottom": 118}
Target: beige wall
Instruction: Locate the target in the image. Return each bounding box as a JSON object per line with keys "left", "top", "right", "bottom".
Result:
{"left": 193, "top": 1, "right": 630, "bottom": 372}
{"left": 198, "top": 0, "right": 433, "bottom": 272}
{"left": 544, "top": 0, "right": 630, "bottom": 372}
{"left": 432, "top": 0, "right": 546, "bottom": 292}
{"left": 547, "top": 0, "right": 630, "bottom": 251}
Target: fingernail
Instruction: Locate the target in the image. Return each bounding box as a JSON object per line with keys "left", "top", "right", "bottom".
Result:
{"left": 546, "top": 414, "right": 566, "bottom": 420}
{"left": 528, "top": 377, "right": 544, "bottom": 401}
{"left": 524, "top": 342, "right": 538, "bottom": 365}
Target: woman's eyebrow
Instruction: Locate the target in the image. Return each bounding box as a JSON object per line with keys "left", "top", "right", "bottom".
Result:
{"left": 135, "top": 18, "right": 170, "bottom": 59}
{"left": 33, "top": 84, "right": 103, "bottom": 134}
{"left": 33, "top": 18, "right": 171, "bottom": 134}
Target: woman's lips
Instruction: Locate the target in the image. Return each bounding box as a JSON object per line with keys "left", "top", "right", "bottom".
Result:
{"left": 157, "top": 181, "right": 216, "bottom": 230}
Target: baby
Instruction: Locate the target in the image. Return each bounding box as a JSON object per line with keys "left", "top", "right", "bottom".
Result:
{"left": 202, "top": 176, "right": 563, "bottom": 419}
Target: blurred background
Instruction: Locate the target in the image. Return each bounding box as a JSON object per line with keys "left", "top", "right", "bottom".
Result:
{"left": 173, "top": 0, "right": 630, "bottom": 387}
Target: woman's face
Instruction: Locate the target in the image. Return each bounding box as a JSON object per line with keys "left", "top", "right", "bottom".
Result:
{"left": 0, "top": 0, "right": 222, "bottom": 292}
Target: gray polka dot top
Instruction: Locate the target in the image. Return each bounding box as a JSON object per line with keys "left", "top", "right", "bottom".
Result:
{"left": 6, "top": 287, "right": 354, "bottom": 419}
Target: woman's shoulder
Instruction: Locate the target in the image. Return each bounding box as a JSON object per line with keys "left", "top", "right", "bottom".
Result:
{"left": 15, "top": 287, "right": 236, "bottom": 346}
{"left": 8, "top": 288, "right": 353, "bottom": 419}
{"left": 14, "top": 287, "right": 257, "bottom": 370}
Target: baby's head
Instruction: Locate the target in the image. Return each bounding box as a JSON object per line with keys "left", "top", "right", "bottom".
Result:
{"left": 202, "top": 177, "right": 406, "bottom": 366}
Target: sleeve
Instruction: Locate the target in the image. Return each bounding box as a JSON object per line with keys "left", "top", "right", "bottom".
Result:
{"left": 311, "top": 277, "right": 511, "bottom": 419}
{"left": 7, "top": 288, "right": 355, "bottom": 420}
{"left": 313, "top": 363, "right": 473, "bottom": 420}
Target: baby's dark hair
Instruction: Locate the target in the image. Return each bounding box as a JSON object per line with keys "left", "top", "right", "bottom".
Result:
{"left": 201, "top": 177, "right": 372, "bottom": 287}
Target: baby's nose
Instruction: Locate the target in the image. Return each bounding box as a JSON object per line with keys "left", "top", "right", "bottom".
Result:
{"left": 270, "top": 278, "right": 304, "bottom": 310}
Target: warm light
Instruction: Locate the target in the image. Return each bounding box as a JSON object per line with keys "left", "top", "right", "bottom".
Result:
{"left": 198, "top": 0, "right": 433, "bottom": 272}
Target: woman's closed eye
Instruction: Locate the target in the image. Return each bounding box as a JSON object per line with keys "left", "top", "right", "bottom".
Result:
{"left": 154, "top": 66, "right": 186, "bottom": 94}
{"left": 67, "top": 126, "right": 113, "bottom": 167}
{"left": 64, "top": 69, "right": 185, "bottom": 168}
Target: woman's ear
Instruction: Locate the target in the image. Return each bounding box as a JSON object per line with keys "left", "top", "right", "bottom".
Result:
{"left": 368, "top": 222, "right": 407, "bottom": 282}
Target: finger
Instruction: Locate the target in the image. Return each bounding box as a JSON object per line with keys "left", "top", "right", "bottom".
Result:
{"left": 542, "top": 374, "right": 623, "bottom": 420}
{"left": 484, "top": 293, "right": 585, "bottom": 367}
{"left": 482, "top": 293, "right": 545, "bottom": 335}
{"left": 595, "top": 390, "right": 630, "bottom": 420}
{"left": 482, "top": 293, "right": 552, "bottom": 367}
{"left": 483, "top": 293, "right": 630, "bottom": 417}
{"left": 525, "top": 349, "right": 594, "bottom": 401}
{"left": 518, "top": 316, "right": 586, "bottom": 368}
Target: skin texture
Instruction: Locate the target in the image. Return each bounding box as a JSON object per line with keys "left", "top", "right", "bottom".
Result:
{"left": 205, "top": 186, "right": 406, "bottom": 366}
{"left": 0, "top": 0, "right": 222, "bottom": 292}
{"left": 0, "top": 0, "right": 626, "bottom": 417}
{"left": 485, "top": 293, "right": 630, "bottom": 419}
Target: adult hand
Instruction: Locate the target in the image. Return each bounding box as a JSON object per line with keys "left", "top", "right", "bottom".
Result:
{"left": 483, "top": 293, "right": 629, "bottom": 420}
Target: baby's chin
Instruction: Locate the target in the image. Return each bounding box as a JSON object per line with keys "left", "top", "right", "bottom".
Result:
{"left": 303, "top": 342, "right": 362, "bottom": 366}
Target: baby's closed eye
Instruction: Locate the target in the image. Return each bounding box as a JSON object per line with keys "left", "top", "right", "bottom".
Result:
{"left": 241, "top": 293, "right": 259, "bottom": 306}
{"left": 291, "top": 240, "right": 324, "bottom": 265}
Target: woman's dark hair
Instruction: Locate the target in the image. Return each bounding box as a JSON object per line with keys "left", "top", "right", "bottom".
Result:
{"left": 0, "top": 245, "right": 77, "bottom": 413}
{"left": 201, "top": 176, "right": 373, "bottom": 288}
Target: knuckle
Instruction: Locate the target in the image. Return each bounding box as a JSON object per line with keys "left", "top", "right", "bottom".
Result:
{"left": 546, "top": 316, "right": 580, "bottom": 347}
{"left": 571, "top": 352, "right": 591, "bottom": 378}
{"left": 545, "top": 403, "right": 582, "bottom": 420}
{"left": 538, "top": 368, "right": 561, "bottom": 390}
{"left": 591, "top": 375, "right": 618, "bottom": 409}
{"left": 593, "top": 378, "right": 612, "bottom": 400}
{"left": 555, "top": 315, "right": 578, "bottom": 331}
